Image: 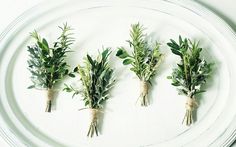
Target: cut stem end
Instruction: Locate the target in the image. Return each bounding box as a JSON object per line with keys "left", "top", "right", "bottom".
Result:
{"left": 45, "top": 89, "right": 54, "bottom": 113}
{"left": 45, "top": 100, "right": 52, "bottom": 112}
{"left": 182, "top": 97, "right": 198, "bottom": 126}
{"left": 87, "top": 109, "right": 99, "bottom": 137}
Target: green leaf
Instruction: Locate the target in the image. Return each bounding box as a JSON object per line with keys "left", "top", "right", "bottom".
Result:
{"left": 37, "top": 41, "right": 44, "bottom": 49}
{"left": 170, "top": 39, "right": 179, "bottom": 48}
{"left": 68, "top": 73, "right": 75, "bottom": 77}
{"left": 179, "top": 35, "right": 183, "bottom": 44}
{"left": 102, "top": 48, "right": 110, "bottom": 59}
{"left": 194, "top": 90, "right": 206, "bottom": 95}
{"left": 27, "top": 85, "right": 35, "bottom": 89}
{"left": 116, "top": 47, "right": 130, "bottom": 59}
{"left": 87, "top": 54, "right": 94, "bottom": 66}
{"left": 73, "top": 67, "right": 78, "bottom": 72}
{"left": 171, "top": 49, "right": 182, "bottom": 56}
{"left": 123, "top": 59, "right": 133, "bottom": 65}
{"left": 72, "top": 92, "right": 78, "bottom": 98}
{"left": 85, "top": 101, "right": 90, "bottom": 106}
{"left": 178, "top": 88, "right": 188, "bottom": 95}
{"left": 171, "top": 82, "right": 180, "bottom": 86}
{"left": 63, "top": 87, "right": 72, "bottom": 92}
{"left": 167, "top": 42, "right": 179, "bottom": 50}
{"left": 42, "top": 38, "right": 49, "bottom": 49}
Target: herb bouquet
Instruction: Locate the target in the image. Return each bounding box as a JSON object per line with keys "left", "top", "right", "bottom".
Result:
{"left": 64, "top": 48, "right": 115, "bottom": 137}
{"left": 27, "top": 24, "right": 74, "bottom": 112}
{"left": 116, "top": 23, "right": 163, "bottom": 106}
{"left": 167, "top": 36, "right": 213, "bottom": 126}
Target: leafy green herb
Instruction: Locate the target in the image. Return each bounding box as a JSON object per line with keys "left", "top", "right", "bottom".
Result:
{"left": 116, "top": 23, "right": 163, "bottom": 106}
{"left": 64, "top": 48, "right": 115, "bottom": 137}
{"left": 27, "top": 23, "right": 74, "bottom": 112}
{"left": 167, "top": 36, "right": 213, "bottom": 126}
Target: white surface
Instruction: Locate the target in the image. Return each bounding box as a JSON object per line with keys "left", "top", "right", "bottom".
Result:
{"left": 0, "top": 0, "right": 236, "bottom": 147}
{"left": 0, "top": 1, "right": 42, "bottom": 146}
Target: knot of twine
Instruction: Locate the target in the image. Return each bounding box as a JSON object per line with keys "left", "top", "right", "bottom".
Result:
{"left": 140, "top": 80, "right": 149, "bottom": 95}
{"left": 90, "top": 109, "right": 99, "bottom": 122}
{"left": 47, "top": 89, "right": 54, "bottom": 104}
{"left": 185, "top": 97, "right": 198, "bottom": 111}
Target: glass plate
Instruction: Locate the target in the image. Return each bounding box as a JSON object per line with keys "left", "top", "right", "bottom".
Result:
{"left": 1, "top": 0, "right": 236, "bottom": 146}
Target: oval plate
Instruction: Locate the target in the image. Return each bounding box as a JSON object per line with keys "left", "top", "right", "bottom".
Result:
{"left": 0, "top": 0, "right": 236, "bottom": 146}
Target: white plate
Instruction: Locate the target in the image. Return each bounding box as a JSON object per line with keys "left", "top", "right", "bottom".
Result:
{"left": 1, "top": 0, "right": 236, "bottom": 146}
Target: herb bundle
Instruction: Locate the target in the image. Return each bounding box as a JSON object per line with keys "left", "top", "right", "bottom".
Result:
{"left": 167, "top": 36, "right": 213, "bottom": 126}
{"left": 116, "top": 23, "right": 163, "bottom": 106}
{"left": 64, "top": 48, "right": 115, "bottom": 137}
{"left": 27, "top": 24, "right": 74, "bottom": 112}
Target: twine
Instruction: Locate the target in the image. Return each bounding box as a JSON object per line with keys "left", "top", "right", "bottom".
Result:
{"left": 140, "top": 80, "right": 149, "bottom": 95}
{"left": 90, "top": 109, "right": 99, "bottom": 122}
{"left": 78, "top": 108, "right": 103, "bottom": 122}
{"left": 185, "top": 97, "right": 198, "bottom": 111}
{"left": 47, "top": 88, "right": 54, "bottom": 103}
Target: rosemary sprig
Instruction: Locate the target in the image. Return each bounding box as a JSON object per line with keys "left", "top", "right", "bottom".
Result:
{"left": 27, "top": 23, "right": 74, "bottom": 112}
{"left": 167, "top": 36, "right": 213, "bottom": 126}
{"left": 64, "top": 48, "right": 115, "bottom": 137}
{"left": 116, "top": 23, "right": 163, "bottom": 106}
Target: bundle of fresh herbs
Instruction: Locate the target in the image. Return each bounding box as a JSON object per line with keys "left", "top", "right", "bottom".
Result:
{"left": 27, "top": 24, "right": 74, "bottom": 112}
{"left": 116, "top": 23, "right": 163, "bottom": 106}
{"left": 64, "top": 48, "right": 115, "bottom": 137}
{"left": 167, "top": 36, "right": 213, "bottom": 126}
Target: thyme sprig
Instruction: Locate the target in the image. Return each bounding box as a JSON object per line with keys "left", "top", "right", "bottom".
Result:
{"left": 64, "top": 48, "right": 115, "bottom": 137}
{"left": 27, "top": 23, "right": 74, "bottom": 112}
{"left": 116, "top": 23, "right": 163, "bottom": 106}
{"left": 167, "top": 36, "right": 213, "bottom": 125}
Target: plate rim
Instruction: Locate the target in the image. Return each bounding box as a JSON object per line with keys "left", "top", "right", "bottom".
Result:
{"left": 0, "top": 0, "right": 236, "bottom": 146}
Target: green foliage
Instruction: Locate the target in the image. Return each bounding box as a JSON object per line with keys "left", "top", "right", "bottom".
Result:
{"left": 64, "top": 48, "right": 115, "bottom": 109}
{"left": 116, "top": 23, "right": 163, "bottom": 82}
{"left": 64, "top": 84, "right": 79, "bottom": 98}
{"left": 27, "top": 23, "right": 74, "bottom": 89}
{"left": 167, "top": 36, "right": 213, "bottom": 97}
